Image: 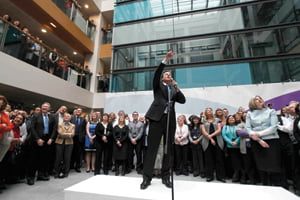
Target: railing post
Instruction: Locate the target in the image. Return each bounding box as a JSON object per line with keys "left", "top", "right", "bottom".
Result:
{"left": 0, "top": 22, "right": 9, "bottom": 51}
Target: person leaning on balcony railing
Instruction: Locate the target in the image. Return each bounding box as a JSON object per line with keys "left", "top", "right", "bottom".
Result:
{"left": 0, "top": 15, "right": 11, "bottom": 38}
{"left": 18, "top": 26, "right": 30, "bottom": 61}
{"left": 48, "top": 48, "right": 59, "bottom": 75}
{"left": 3, "top": 20, "right": 22, "bottom": 58}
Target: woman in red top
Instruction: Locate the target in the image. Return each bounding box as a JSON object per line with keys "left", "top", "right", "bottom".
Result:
{"left": 0, "top": 95, "right": 13, "bottom": 139}
{"left": 0, "top": 95, "right": 13, "bottom": 192}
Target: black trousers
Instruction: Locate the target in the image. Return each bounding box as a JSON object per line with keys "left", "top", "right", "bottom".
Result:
{"left": 27, "top": 135, "right": 54, "bottom": 178}
{"left": 227, "top": 148, "right": 242, "bottom": 173}
{"left": 242, "top": 148, "right": 257, "bottom": 183}
{"left": 293, "top": 143, "right": 300, "bottom": 190}
{"left": 190, "top": 142, "right": 205, "bottom": 175}
{"left": 95, "top": 140, "right": 112, "bottom": 173}
{"left": 128, "top": 139, "right": 143, "bottom": 170}
{"left": 204, "top": 142, "right": 225, "bottom": 179}
{"left": 279, "top": 136, "right": 295, "bottom": 188}
{"left": 143, "top": 114, "right": 176, "bottom": 179}
{"left": 71, "top": 135, "right": 84, "bottom": 169}
{"left": 174, "top": 144, "right": 188, "bottom": 172}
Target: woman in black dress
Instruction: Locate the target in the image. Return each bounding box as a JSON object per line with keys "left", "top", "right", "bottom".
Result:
{"left": 95, "top": 113, "right": 113, "bottom": 175}
{"left": 112, "top": 116, "right": 129, "bottom": 176}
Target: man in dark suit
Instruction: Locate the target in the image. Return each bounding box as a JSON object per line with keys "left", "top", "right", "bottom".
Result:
{"left": 27, "top": 102, "right": 56, "bottom": 185}
{"left": 140, "top": 50, "right": 186, "bottom": 189}
{"left": 70, "top": 108, "right": 86, "bottom": 172}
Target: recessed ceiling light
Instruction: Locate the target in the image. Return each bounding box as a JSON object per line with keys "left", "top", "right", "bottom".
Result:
{"left": 50, "top": 22, "right": 57, "bottom": 28}
{"left": 73, "top": 51, "right": 77, "bottom": 55}
{"left": 84, "top": 4, "right": 89, "bottom": 8}
{"left": 41, "top": 29, "right": 47, "bottom": 33}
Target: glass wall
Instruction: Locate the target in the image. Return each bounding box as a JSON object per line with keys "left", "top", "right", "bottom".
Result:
{"left": 111, "top": 0, "right": 300, "bottom": 92}
{"left": 51, "top": 0, "right": 95, "bottom": 40}
{"left": 110, "top": 57, "right": 300, "bottom": 92}
{"left": 114, "top": 0, "right": 255, "bottom": 23}
{"left": 113, "top": 25, "right": 300, "bottom": 70}
{"left": 113, "top": 0, "right": 300, "bottom": 46}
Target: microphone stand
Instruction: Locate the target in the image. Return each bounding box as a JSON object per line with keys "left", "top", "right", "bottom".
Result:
{"left": 164, "top": 84, "right": 175, "bottom": 200}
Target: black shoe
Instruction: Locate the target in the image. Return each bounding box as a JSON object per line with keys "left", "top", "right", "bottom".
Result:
{"left": 232, "top": 172, "right": 240, "bottom": 183}
{"left": 206, "top": 177, "right": 214, "bottom": 182}
{"left": 136, "top": 169, "right": 142, "bottom": 174}
{"left": 121, "top": 170, "right": 126, "bottom": 176}
{"left": 37, "top": 176, "right": 49, "bottom": 181}
{"left": 140, "top": 177, "right": 151, "bottom": 190}
{"left": 162, "top": 177, "right": 172, "bottom": 188}
{"left": 182, "top": 170, "right": 189, "bottom": 176}
{"left": 27, "top": 178, "right": 35, "bottom": 185}
{"left": 75, "top": 168, "right": 81, "bottom": 173}
{"left": 217, "top": 178, "right": 226, "bottom": 183}
{"left": 103, "top": 170, "right": 108, "bottom": 175}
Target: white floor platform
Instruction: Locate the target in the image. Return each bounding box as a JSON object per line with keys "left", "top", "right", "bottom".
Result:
{"left": 65, "top": 175, "right": 299, "bottom": 200}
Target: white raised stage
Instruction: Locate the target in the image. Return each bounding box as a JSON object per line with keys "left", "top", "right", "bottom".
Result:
{"left": 64, "top": 175, "right": 299, "bottom": 200}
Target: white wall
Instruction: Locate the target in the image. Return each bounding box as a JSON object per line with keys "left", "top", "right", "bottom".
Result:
{"left": 100, "top": 82, "right": 300, "bottom": 117}
{"left": 101, "top": 0, "right": 114, "bottom": 12}
{"left": 0, "top": 52, "right": 94, "bottom": 108}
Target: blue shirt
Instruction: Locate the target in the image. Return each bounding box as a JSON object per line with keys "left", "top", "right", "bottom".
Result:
{"left": 222, "top": 125, "right": 240, "bottom": 148}
{"left": 246, "top": 108, "right": 279, "bottom": 140}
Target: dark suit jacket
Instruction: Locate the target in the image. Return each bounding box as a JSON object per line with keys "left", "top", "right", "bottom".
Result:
{"left": 145, "top": 62, "right": 186, "bottom": 122}
{"left": 70, "top": 115, "right": 87, "bottom": 142}
{"left": 30, "top": 113, "right": 57, "bottom": 141}
{"left": 95, "top": 122, "right": 113, "bottom": 144}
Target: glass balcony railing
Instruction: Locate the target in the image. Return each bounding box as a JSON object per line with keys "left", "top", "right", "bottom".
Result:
{"left": 51, "top": 0, "right": 96, "bottom": 41}
{"left": 0, "top": 18, "right": 92, "bottom": 90}
{"left": 101, "top": 27, "right": 113, "bottom": 44}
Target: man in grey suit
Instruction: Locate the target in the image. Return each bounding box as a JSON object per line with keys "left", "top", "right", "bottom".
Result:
{"left": 140, "top": 50, "right": 186, "bottom": 189}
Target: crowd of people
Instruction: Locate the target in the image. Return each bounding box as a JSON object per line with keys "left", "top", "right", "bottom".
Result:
{"left": 0, "top": 94, "right": 299, "bottom": 195}
{"left": 0, "top": 14, "right": 92, "bottom": 89}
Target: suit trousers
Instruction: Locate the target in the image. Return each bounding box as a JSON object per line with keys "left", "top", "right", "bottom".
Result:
{"left": 71, "top": 135, "right": 83, "bottom": 169}
{"left": 28, "top": 134, "right": 53, "bottom": 177}
{"left": 128, "top": 139, "right": 143, "bottom": 170}
{"left": 143, "top": 114, "right": 176, "bottom": 179}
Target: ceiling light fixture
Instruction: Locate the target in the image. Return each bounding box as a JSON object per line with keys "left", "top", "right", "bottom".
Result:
{"left": 50, "top": 22, "right": 57, "bottom": 28}
{"left": 84, "top": 4, "right": 89, "bottom": 8}
{"left": 73, "top": 51, "right": 77, "bottom": 55}
{"left": 41, "top": 29, "right": 47, "bottom": 33}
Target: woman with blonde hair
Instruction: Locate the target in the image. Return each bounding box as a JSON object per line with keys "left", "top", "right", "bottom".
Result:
{"left": 201, "top": 108, "right": 226, "bottom": 182}
{"left": 85, "top": 112, "right": 98, "bottom": 172}
{"left": 54, "top": 113, "right": 75, "bottom": 178}
{"left": 174, "top": 115, "right": 189, "bottom": 176}
{"left": 246, "top": 95, "right": 280, "bottom": 186}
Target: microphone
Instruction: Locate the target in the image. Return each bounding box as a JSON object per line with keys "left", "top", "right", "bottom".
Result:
{"left": 171, "top": 78, "right": 177, "bottom": 89}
